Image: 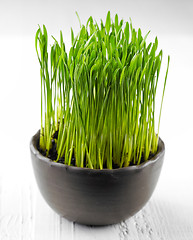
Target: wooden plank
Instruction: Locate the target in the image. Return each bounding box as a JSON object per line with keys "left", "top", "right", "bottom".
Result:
{"left": 33, "top": 183, "right": 74, "bottom": 240}
{"left": 20, "top": 182, "right": 34, "bottom": 240}
{"left": 0, "top": 178, "right": 22, "bottom": 240}
{"left": 0, "top": 175, "right": 34, "bottom": 240}
{"left": 150, "top": 197, "right": 193, "bottom": 240}
{"left": 33, "top": 186, "right": 61, "bottom": 240}
{"left": 59, "top": 217, "right": 74, "bottom": 240}
{"left": 115, "top": 197, "right": 193, "bottom": 240}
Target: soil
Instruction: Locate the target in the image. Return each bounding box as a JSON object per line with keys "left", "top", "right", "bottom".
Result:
{"left": 37, "top": 131, "right": 157, "bottom": 168}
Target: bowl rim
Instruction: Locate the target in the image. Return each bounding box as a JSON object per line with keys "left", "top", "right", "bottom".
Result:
{"left": 30, "top": 130, "right": 165, "bottom": 173}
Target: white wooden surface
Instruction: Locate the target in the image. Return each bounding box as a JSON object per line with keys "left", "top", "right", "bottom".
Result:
{"left": 1, "top": 1, "right": 193, "bottom": 239}
{"left": 1, "top": 168, "right": 193, "bottom": 240}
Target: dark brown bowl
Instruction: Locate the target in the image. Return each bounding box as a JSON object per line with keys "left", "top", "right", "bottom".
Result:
{"left": 30, "top": 131, "right": 165, "bottom": 225}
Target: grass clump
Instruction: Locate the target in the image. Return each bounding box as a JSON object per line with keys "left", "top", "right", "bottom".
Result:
{"left": 35, "top": 11, "right": 170, "bottom": 169}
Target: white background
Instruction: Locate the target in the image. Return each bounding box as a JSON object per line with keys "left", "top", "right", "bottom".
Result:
{"left": 0, "top": 0, "right": 193, "bottom": 239}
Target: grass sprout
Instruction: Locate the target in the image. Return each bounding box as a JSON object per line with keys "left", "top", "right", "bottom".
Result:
{"left": 35, "top": 12, "right": 170, "bottom": 169}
